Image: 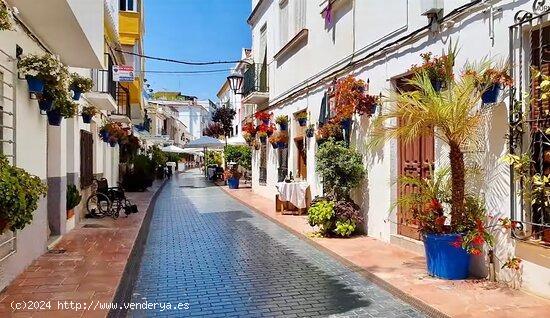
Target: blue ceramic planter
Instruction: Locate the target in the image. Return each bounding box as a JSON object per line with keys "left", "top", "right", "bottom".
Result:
{"left": 38, "top": 97, "right": 53, "bottom": 112}
{"left": 298, "top": 118, "right": 307, "bottom": 126}
{"left": 341, "top": 118, "right": 352, "bottom": 130}
{"left": 25, "top": 75, "right": 44, "bottom": 94}
{"left": 482, "top": 84, "right": 501, "bottom": 104}
{"left": 46, "top": 109, "right": 62, "bottom": 126}
{"left": 277, "top": 142, "right": 287, "bottom": 149}
{"left": 72, "top": 88, "right": 82, "bottom": 101}
{"left": 271, "top": 142, "right": 279, "bottom": 149}
{"left": 227, "top": 177, "right": 240, "bottom": 189}
{"left": 431, "top": 79, "right": 443, "bottom": 92}
{"left": 260, "top": 136, "right": 267, "bottom": 143}
{"left": 306, "top": 130, "right": 314, "bottom": 138}
{"left": 109, "top": 141, "right": 117, "bottom": 147}
{"left": 82, "top": 114, "right": 92, "bottom": 123}
{"left": 424, "top": 233, "right": 470, "bottom": 280}
{"left": 100, "top": 131, "right": 110, "bottom": 142}
{"left": 279, "top": 122, "right": 288, "bottom": 131}
{"left": 262, "top": 119, "right": 270, "bottom": 125}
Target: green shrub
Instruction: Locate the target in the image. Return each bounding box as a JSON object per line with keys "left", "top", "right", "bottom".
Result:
{"left": 66, "top": 184, "right": 81, "bottom": 210}
{"left": 334, "top": 219, "right": 356, "bottom": 237}
{"left": 307, "top": 197, "right": 363, "bottom": 238}
{"left": 316, "top": 138, "right": 365, "bottom": 200}
{"left": 122, "top": 154, "right": 154, "bottom": 191}
{"left": 224, "top": 145, "right": 251, "bottom": 170}
{"left": 0, "top": 155, "right": 47, "bottom": 233}
{"left": 307, "top": 199, "right": 335, "bottom": 235}
{"left": 205, "top": 151, "right": 223, "bottom": 166}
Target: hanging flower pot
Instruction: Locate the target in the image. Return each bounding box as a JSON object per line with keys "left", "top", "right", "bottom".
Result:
{"left": 259, "top": 135, "right": 267, "bottom": 143}
{"left": 481, "top": 84, "right": 501, "bottom": 104}
{"left": 423, "top": 233, "right": 470, "bottom": 280}
{"left": 38, "top": 96, "right": 53, "bottom": 112}
{"left": 109, "top": 140, "right": 117, "bottom": 147}
{"left": 298, "top": 118, "right": 307, "bottom": 126}
{"left": 227, "top": 177, "right": 240, "bottom": 189}
{"left": 306, "top": 128, "right": 314, "bottom": 138}
{"left": 430, "top": 79, "right": 443, "bottom": 92}
{"left": 46, "top": 109, "right": 63, "bottom": 126}
{"left": 25, "top": 75, "right": 45, "bottom": 94}
{"left": 271, "top": 142, "right": 278, "bottom": 149}
{"left": 368, "top": 104, "right": 378, "bottom": 117}
{"left": 340, "top": 118, "right": 352, "bottom": 130}
{"left": 100, "top": 131, "right": 110, "bottom": 142}
{"left": 277, "top": 142, "right": 287, "bottom": 149}
{"left": 82, "top": 113, "right": 92, "bottom": 124}
{"left": 262, "top": 119, "right": 270, "bottom": 125}
{"left": 71, "top": 87, "right": 82, "bottom": 101}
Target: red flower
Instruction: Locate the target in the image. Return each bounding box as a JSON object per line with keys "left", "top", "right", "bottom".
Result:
{"left": 254, "top": 111, "right": 272, "bottom": 121}
{"left": 475, "top": 219, "right": 484, "bottom": 233}
{"left": 451, "top": 236, "right": 463, "bottom": 248}
{"left": 470, "top": 248, "right": 482, "bottom": 256}
{"left": 472, "top": 235, "right": 484, "bottom": 245}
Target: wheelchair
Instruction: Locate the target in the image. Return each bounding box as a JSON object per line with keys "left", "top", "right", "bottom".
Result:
{"left": 86, "top": 178, "right": 137, "bottom": 219}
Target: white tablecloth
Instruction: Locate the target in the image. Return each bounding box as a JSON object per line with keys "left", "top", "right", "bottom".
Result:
{"left": 277, "top": 181, "right": 309, "bottom": 209}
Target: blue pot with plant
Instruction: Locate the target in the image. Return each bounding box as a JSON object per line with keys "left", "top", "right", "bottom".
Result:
{"left": 38, "top": 96, "right": 53, "bottom": 112}
{"left": 72, "top": 87, "right": 82, "bottom": 101}
{"left": 424, "top": 233, "right": 470, "bottom": 280}
{"left": 46, "top": 109, "right": 62, "bottom": 126}
{"left": 276, "top": 115, "right": 289, "bottom": 131}
{"left": 306, "top": 124, "right": 315, "bottom": 138}
{"left": 277, "top": 141, "right": 286, "bottom": 149}
{"left": 100, "top": 130, "right": 109, "bottom": 142}
{"left": 430, "top": 79, "right": 443, "bottom": 92}
{"left": 25, "top": 75, "right": 45, "bottom": 94}
{"left": 296, "top": 112, "right": 308, "bottom": 127}
{"left": 340, "top": 118, "right": 352, "bottom": 130}
{"left": 82, "top": 114, "right": 92, "bottom": 123}
{"left": 481, "top": 84, "right": 501, "bottom": 104}
{"left": 271, "top": 142, "right": 278, "bottom": 149}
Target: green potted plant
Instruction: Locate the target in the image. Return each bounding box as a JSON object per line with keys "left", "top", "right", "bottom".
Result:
{"left": 296, "top": 112, "right": 308, "bottom": 126}
{"left": 46, "top": 89, "right": 78, "bottom": 126}
{"left": 224, "top": 166, "right": 243, "bottom": 189}
{"left": 18, "top": 53, "right": 67, "bottom": 95}
{"left": 0, "top": 155, "right": 47, "bottom": 233}
{"left": 371, "top": 52, "right": 494, "bottom": 279}
{"left": 463, "top": 66, "right": 512, "bottom": 104}
{"left": 307, "top": 197, "right": 364, "bottom": 237}
{"left": 316, "top": 122, "right": 343, "bottom": 144}
{"left": 69, "top": 73, "right": 93, "bottom": 101}
{"left": 81, "top": 105, "right": 98, "bottom": 124}
{"left": 0, "top": 0, "right": 14, "bottom": 31}
{"left": 66, "top": 184, "right": 81, "bottom": 219}
{"left": 275, "top": 115, "right": 289, "bottom": 131}
{"left": 409, "top": 46, "right": 456, "bottom": 92}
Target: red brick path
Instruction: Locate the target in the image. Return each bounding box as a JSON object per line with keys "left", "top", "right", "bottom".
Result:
{"left": 0, "top": 181, "right": 164, "bottom": 318}
{"left": 221, "top": 186, "right": 550, "bottom": 318}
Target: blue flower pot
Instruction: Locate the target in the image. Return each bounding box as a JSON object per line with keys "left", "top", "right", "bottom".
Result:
{"left": 482, "top": 84, "right": 501, "bottom": 104}
{"left": 279, "top": 122, "right": 288, "bottom": 131}
{"left": 227, "top": 177, "right": 240, "bottom": 189}
{"left": 260, "top": 136, "right": 267, "bottom": 143}
{"left": 82, "top": 114, "right": 92, "bottom": 123}
{"left": 72, "top": 88, "right": 82, "bottom": 101}
{"left": 271, "top": 142, "right": 279, "bottom": 149}
{"left": 109, "top": 140, "right": 117, "bottom": 147}
{"left": 100, "top": 131, "right": 110, "bottom": 142}
{"left": 424, "top": 233, "right": 470, "bottom": 280}
{"left": 431, "top": 79, "right": 443, "bottom": 92}
{"left": 341, "top": 118, "right": 352, "bottom": 130}
{"left": 25, "top": 75, "right": 44, "bottom": 94}
{"left": 46, "top": 109, "right": 62, "bottom": 126}
{"left": 262, "top": 119, "right": 270, "bottom": 125}
{"left": 369, "top": 104, "right": 378, "bottom": 116}
{"left": 298, "top": 118, "right": 307, "bottom": 126}
{"left": 306, "top": 129, "right": 314, "bottom": 138}
{"left": 277, "top": 141, "right": 286, "bottom": 149}
{"left": 38, "top": 97, "right": 53, "bottom": 112}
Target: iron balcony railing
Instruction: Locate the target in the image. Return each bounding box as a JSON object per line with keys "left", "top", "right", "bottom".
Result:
{"left": 242, "top": 62, "right": 268, "bottom": 97}
{"left": 91, "top": 68, "right": 117, "bottom": 101}
{"left": 115, "top": 84, "right": 131, "bottom": 118}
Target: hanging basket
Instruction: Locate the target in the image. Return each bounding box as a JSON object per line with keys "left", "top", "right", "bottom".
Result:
{"left": 46, "top": 109, "right": 63, "bottom": 126}
{"left": 72, "top": 87, "right": 83, "bottom": 101}
{"left": 271, "top": 142, "right": 278, "bottom": 149}
{"left": 38, "top": 96, "right": 53, "bottom": 112}
{"left": 82, "top": 114, "right": 92, "bottom": 124}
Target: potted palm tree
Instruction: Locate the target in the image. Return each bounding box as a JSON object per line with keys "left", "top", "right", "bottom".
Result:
{"left": 371, "top": 59, "right": 493, "bottom": 280}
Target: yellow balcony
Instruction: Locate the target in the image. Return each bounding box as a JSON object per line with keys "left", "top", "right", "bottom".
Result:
{"left": 121, "top": 77, "right": 143, "bottom": 105}
{"left": 119, "top": 11, "right": 142, "bottom": 46}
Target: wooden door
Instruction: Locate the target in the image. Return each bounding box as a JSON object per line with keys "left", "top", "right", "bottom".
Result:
{"left": 396, "top": 78, "right": 435, "bottom": 240}
{"left": 295, "top": 138, "right": 307, "bottom": 179}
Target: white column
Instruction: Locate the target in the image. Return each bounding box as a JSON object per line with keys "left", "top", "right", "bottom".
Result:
{"left": 47, "top": 122, "right": 67, "bottom": 235}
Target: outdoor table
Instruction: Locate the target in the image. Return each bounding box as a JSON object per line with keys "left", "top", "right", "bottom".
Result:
{"left": 276, "top": 181, "right": 310, "bottom": 214}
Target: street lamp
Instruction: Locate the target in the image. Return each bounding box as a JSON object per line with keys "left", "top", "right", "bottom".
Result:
{"left": 227, "top": 70, "right": 244, "bottom": 94}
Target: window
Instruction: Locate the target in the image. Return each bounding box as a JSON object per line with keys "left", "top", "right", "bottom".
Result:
{"left": 80, "top": 130, "right": 94, "bottom": 188}
{"left": 119, "top": 0, "right": 136, "bottom": 12}
{"left": 279, "top": 0, "right": 289, "bottom": 47}
{"left": 294, "top": 0, "right": 306, "bottom": 33}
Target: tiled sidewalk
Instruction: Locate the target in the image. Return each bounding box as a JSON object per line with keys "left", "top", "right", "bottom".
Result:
{"left": 0, "top": 180, "right": 165, "bottom": 318}
{"left": 221, "top": 186, "right": 550, "bottom": 318}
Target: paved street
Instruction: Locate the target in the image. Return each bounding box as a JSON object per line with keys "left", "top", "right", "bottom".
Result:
{"left": 127, "top": 170, "right": 422, "bottom": 318}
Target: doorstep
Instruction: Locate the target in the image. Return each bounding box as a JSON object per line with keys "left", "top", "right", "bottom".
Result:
{"left": 220, "top": 185, "right": 550, "bottom": 318}
{"left": 0, "top": 180, "right": 166, "bottom": 317}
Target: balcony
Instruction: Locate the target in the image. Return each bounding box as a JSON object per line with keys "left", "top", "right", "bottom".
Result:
{"left": 7, "top": 0, "right": 103, "bottom": 68}
{"left": 110, "top": 85, "right": 132, "bottom": 124}
{"left": 86, "top": 69, "right": 118, "bottom": 113}
{"left": 119, "top": 11, "right": 142, "bottom": 46}
{"left": 241, "top": 63, "right": 269, "bottom": 105}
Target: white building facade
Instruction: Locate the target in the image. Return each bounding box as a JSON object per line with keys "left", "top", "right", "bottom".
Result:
{"left": 245, "top": 0, "right": 550, "bottom": 298}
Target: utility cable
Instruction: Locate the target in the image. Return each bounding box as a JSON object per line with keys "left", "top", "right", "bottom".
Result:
{"left": 115, "top": 49, "right": 242, "bottom": 66}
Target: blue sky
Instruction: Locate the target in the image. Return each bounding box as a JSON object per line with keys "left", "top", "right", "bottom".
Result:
{"left": 144, "top": 0, "right": 251, "bottom": 101}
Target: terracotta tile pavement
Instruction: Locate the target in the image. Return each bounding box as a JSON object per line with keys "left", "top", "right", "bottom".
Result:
{"left": 0, "top": 181, "right": 164, "bottom": 318}
{"left": 221, "top": 186, "right": 550, "bottom": 318}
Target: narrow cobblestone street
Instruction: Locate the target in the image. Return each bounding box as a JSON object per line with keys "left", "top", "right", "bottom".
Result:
{"left": 127, "top": 170, "right": 422, "bottom": 318}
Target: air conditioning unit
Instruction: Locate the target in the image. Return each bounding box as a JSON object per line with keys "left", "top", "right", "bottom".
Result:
{"left": 421, "top": 0, "right": 444, "bottom": 16}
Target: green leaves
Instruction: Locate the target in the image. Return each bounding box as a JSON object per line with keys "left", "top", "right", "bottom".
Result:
{"left": 224, "top": 145, "right": 251, "bottom": 170}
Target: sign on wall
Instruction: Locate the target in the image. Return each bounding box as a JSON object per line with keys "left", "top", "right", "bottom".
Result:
{"left": 112, "top": 65, "right": 134, "bottom": 82}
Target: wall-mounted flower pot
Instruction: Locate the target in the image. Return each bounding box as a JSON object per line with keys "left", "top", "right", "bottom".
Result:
{"left": 82, "top": 114, "right": 92, "bottom": 124}
{"left": 259, "top": 136, "right": 267, "bottom": 143}
{"left": 368, "top": 104, "right": 378, "bottom": 117}
{"left": 481, "top": 84, "right": 501, "bottom": 104}
{"left": 46, "top": 109, "right": 63, "bottom": 126}
{"left": 271, "top": 143, "right": 278, "bottom": 149}
{"left": 25, "top": 75, "right": 44, "bottom": 94}
{"left": 227, "top": 177, "right": 240, "bottom": 189}
{"left": 100, "top": 131, "right": 110, "bottom": 142}
{"left": 340, "top": 118, "right": 352, "bottom": 130}
{"left": 109, "top": 140, "right": 117, "bottom": 147}
{"left": 306, "top": 130, "right": 314, "bottom": 138}
{"left": 38, "top": 97, "right": 53, "bottom": 112}
{"left": 262, "top": 119, "right": 270, "bottom": 125}
{"left": 279, "top": 122, "right": 288, "bottom": 131}
{"left": 423, "top": 233, "right": 470, "bottom": 280}
{"left": 267, "top": 130, "right": 273, "bottom": 137}
{"left": 277, "top": 142, "right": 287, "bottom": 149}
{"left": 298, "top": 118, "right": 307, "bottom": 126}
{"left": 72, "top": 88, "right": 82, "bottom": 101}
{"left": 431, "top": 79, "right": 443, "bottom": 92}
